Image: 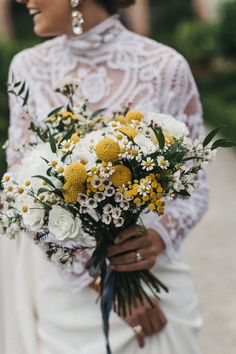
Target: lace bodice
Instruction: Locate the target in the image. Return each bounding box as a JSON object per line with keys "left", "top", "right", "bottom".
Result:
{"left": 7, "top": 15, "right": 208, "bottom": 292}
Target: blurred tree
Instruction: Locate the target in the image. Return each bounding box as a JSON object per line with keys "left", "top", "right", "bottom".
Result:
{"left": 0, "top": 0, "right": 13, "bottom": 40}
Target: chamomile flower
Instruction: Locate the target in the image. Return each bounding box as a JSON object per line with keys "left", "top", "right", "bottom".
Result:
{"left": 157, "top": 156, "right": 170, "bottom": 170}
{"left": 141, "top": 157, "right": 155, "bottom": 171}
{"left": 60, "top": 140, "right": 75, "bottom": 154}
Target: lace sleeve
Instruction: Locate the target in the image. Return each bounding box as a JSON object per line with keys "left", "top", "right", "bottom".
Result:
{"left": 7, "top": 55, "right": 93, "bottom": 292}
{"left": 142, "top": 54, "right": 209, "bottom": 262}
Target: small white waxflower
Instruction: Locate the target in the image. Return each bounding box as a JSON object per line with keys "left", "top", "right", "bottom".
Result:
{"left": 85, "top": 198, "right": 98, "bottom": 209}
{"left": 80, "top": 205, "right": 89, "bottom": 214}
{"left": 94, "top": 192, "right": 106, "bottom": 202}
{"left": 115, "top": 192, "right": 123, "bottom": 203}
{"left": 141, "top": 157, "right": 155, "bottom": 171}
{"left": 103, "top": 204, "right": 113, "bottom": 214}
{"left": 114, "top": 217, "right": 125, "bottom": 228}
{"left": 120, "top": 200, "right": 129, "bottom": 211}
{"left": 112, "top": 207, "right": 122, "bottom": 219}
{"left": 77, "top": 194, "right": 88, "bottom": 206}
{"left": 102, "top": 213, "right": 112, "bottom": 225}
{"left": 91, "top": 175, "right": 102, "bottom": 189}
{"left": 104, "top": 186, "right": 115, "bottom": 197}
{"left": 157, "top": 156, "right": 170, "bottom": 170}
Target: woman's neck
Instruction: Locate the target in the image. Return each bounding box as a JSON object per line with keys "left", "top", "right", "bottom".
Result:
{"left": 80, "top": 2, "right": 112, "bottom": 33}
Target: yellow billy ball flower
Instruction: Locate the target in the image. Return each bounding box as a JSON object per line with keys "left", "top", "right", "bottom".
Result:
{"left": 63, "top": 183, "right": 85, "bottom": 204}
{"left": 95, "top": 138, "right": 120, "bottom": 162}
{"left": 109, "top": 165, "right": 132, "bottom": 187}
{"left": 64, "top": 162, "right": 87, "bottom": 186}
{"left": 114, "top": 115, "right": 128, "bottom": 124}
{"left": 119, "top": 126, "right": 138, "bottom": 139}
{"left": 70, "top": 134, "right": 80, "bottom": 144}
{"left": 125, "top": 111, "right": 144, "bottom": 122}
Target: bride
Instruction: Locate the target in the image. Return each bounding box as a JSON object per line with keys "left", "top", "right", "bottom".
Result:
{"left": 0, "top": 0, "right": 209, "bottom": 353}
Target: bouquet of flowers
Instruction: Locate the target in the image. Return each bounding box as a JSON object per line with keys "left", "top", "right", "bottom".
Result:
{"left": 1, "top": 80, "right": 235, "bottom": 353}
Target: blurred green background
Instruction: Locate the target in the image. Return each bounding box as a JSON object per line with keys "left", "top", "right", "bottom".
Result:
{"left": 0, "top": 0, "right": 236, "bottom": 178}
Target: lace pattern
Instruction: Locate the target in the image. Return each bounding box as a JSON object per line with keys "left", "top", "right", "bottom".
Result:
{"left": 7, "top": 15, "right": 208, "bottom": 291}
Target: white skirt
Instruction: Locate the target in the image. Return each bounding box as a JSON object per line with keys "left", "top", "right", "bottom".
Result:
{"left": 0, "top": 236, "right": 203, "bottom": 354}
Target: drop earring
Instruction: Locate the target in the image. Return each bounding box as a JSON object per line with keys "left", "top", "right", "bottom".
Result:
{"left": 70, "top": 0, "right": 84, "bottom": 35}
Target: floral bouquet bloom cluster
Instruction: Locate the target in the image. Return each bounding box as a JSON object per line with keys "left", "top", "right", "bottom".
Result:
{"left": 1, "top": 81, "right": 235, "bottom": 354}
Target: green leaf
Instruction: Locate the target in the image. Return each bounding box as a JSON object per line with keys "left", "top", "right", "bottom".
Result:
{"left": 47, "top": 106, "right": 64, "bottom": 118}
{"left": 203, "top": 126, "right": 226, "bottom": 147}
{"left": 178, "top": 190, "right": 191, "bottom": 197}
{"left": 32, "top": 175, "right": 55, "bottom": 189}
{"left": 212, "top": 139, "right": 236, "bottom": 150}
{"left": 153, "top": 127, "right": 165, "bottom": 150}
{"left": 13, "top": 81, "right": 22, "bottom": 88}
{"left": 89, "top": 108, "right": 106, "bottom": 121}
{"left": 18, "top": 81, "right": 26, "bottom": 96}
{"left": 49, "top": 131, "right": 57, "bottom": 153}
{"left": 59, "top": 128, "right": 75, "bottom": 146}
{"left": 23, "top": 88, "right": 29, "bottom": 106}
{"left": 37, "top": 187, "right": 50, "bottom": 196}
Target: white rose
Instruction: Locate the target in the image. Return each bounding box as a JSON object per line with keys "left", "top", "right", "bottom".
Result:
{"left": 15, "top": 143, "right": 62, "bottom": 191}
{"left": 70, "top": 148, "right": 96, "bottom": 170}
{"left": 134, "top": 134, "right": 157, "bottom": 156}
{"left": 22, "top": 205, "right": 45, "bottom": 232}
{"left": 145, "top": 112, "right": 189, "bottom": 138}
{"left": 48, "top": 205, "right": 83, "bottom": 241}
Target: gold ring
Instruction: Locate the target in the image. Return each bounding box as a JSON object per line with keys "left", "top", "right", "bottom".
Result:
{"left": 133, "top": 324, "right": 144, "bottom": 336}
{"left": 135, "top": 251, "right": 143, "bottom": 263}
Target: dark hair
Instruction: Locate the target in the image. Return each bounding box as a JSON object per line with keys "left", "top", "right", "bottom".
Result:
{"left": 95, "top": 0, "right": 136, "bottom": 14}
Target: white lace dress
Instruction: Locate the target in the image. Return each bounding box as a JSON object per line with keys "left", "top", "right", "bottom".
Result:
{"left": 0, "top": 15, "right": 208, "bottom": 354}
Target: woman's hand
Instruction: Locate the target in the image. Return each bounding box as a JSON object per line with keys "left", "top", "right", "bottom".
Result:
{"left": 122, "top": 297, "right": 167, "bottom": 348}
{"left": 107, "top": 225, "right": 166, "bottom": 272}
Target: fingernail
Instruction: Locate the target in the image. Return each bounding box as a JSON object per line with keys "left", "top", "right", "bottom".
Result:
{"left": 114, "top": 237, "right": 120, "bottom": 244}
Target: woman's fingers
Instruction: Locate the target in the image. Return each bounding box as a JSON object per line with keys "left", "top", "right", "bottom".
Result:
{"left": 109, "top": 247, "right": 157, "bottom": 266}
{"left": 114, "top": 224, "right": 147, "bottom": 244}
{"left": 107, "top": 235, "right": 151, "bottom": 257}
{"left": 150, "top": 299, "right": 168, "bottom": 332}
{"left": 110, "top": 257, "right": 156, "bottom": 272}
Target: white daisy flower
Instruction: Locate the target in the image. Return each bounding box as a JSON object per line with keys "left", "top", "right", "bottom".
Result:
{"left": 141, "top": 157, "right": 155, "bottom": 171}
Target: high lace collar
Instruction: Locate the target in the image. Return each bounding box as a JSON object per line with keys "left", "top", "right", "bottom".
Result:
{"left": 64, "top": 14, "right": 125, "bottom": 53}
